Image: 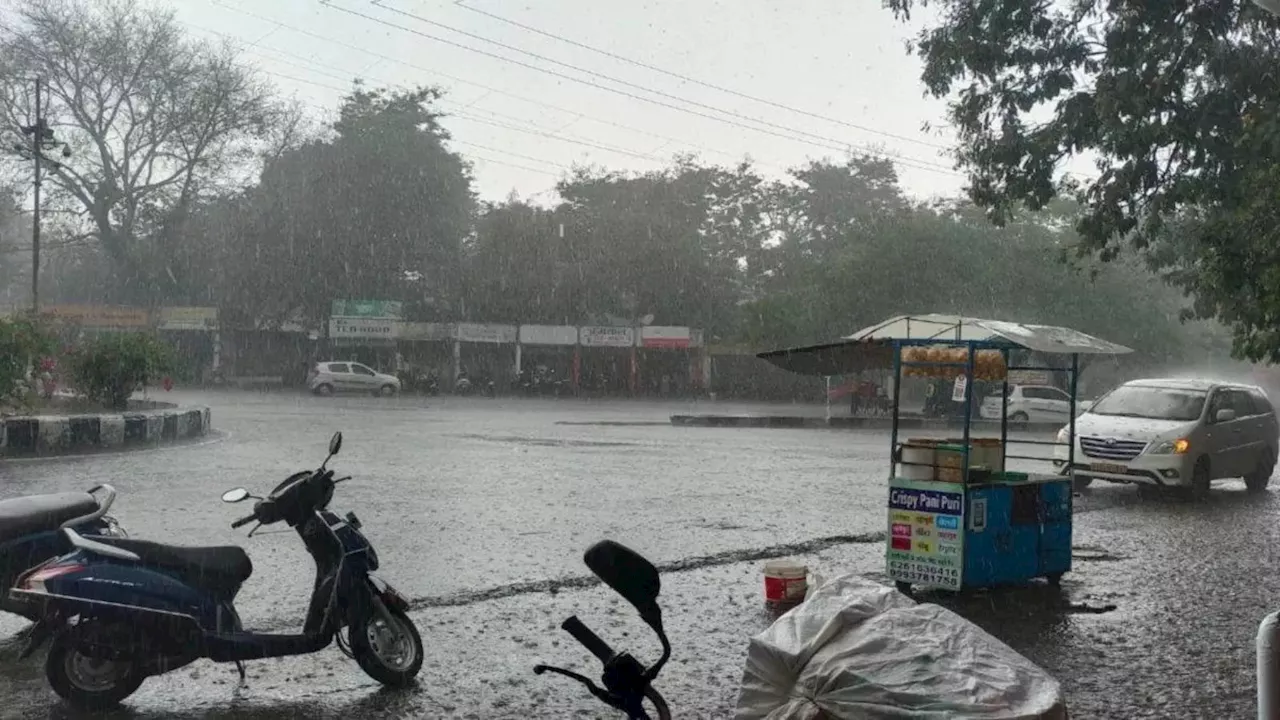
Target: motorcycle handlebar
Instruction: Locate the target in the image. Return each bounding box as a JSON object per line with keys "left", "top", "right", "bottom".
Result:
{"left": 561, "top": 616, "right": 615, "bottom": 663}
{"left": 231, "top": 514, "right": 256, "bottom": 529}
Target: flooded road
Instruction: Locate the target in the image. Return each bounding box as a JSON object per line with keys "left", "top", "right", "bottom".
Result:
{"left": 0, "top": 390, "right": 1273, "bottom": 718}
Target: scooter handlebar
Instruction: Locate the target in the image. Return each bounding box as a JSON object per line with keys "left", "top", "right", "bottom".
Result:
{"left": 561, "top": 616, "right": 615, "bottom": 664}
{"left": 231, "top": 514, "right": 256, "bottom": 529}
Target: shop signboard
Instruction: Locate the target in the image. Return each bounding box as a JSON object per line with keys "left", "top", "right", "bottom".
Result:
{"left": 330, "top": 299, "right": 403, "bottom": 319}
{"left": 580, "top": 326, "right": 635, "bottom": 348}
{"left": 158, "top": 306, "right": 218, "bottom": 331}
{"left": 42, "top": 305, "right": 150, "bottom": 328}
{"left": 886, "top": 479, "right": 964, "bottom": 590}
{"left": 329, "top": 316, "right": 399, "bottom": 340}
{"left": 400, "top": 322, "right": 452, "bottom": 342}
{"left": 519, "top": 325, "right": 577, "bottom": 346}
{"left": 1007, "top": 369, "right": 1051, "bottom": 386}
{"left": 455, "top": 323, "right": 517, "bottom": 344}
{"left": 640, "top": 326, "right": 691, "bottom": 349}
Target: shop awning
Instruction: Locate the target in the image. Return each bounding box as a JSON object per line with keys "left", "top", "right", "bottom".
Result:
{"left": 757, "top": 313, "right": 1132, "bottom": 376}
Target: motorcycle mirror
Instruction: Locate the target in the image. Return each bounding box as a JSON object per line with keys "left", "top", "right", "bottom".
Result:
{"left": 328, "top": 432, "right": 343, "bottom": 456}
{"left": 584, "top": 540, "right": 662, "bottom": 629}
{"left": 221, "top": 488, "right": 250, "bottom": 503}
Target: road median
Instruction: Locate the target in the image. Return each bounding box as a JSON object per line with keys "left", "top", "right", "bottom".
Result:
{"left": 670, "top": 414, "right": 1063, "bottom": 432}
{"left": 0, "top": 404, "right": 213, "bottom": 457}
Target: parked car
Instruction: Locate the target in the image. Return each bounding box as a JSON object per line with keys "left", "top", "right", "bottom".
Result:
{"left": 1053, "top": 378, "right": 1279, "bottom": 498}
{"left": 979, "top": 384, "right": 1081, "bottom": 424}
{"left": 307, "top": 361, "right": 402, "bottom": 397}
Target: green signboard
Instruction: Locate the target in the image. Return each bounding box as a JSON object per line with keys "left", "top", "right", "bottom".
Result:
{"left": 330, "top": 300, "right": 403, "bottom": 319}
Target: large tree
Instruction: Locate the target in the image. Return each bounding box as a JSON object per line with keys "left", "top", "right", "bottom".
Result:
{"left": 885, "top": 0, "right": 1280, "bottom": 360}
{"left": 0, "top": 0, "right": 281, "bottom": 302}
{"left": 220, "top": 84, "right": 475, "bottom": 328}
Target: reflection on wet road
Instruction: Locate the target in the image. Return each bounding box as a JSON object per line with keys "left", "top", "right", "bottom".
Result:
{"left": 0, "top": 391, "right": 1275, "bottom": 718}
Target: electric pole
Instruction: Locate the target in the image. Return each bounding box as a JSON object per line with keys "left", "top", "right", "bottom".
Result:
{"left": 18, "top": 77, "right": 70, "bottom": 315}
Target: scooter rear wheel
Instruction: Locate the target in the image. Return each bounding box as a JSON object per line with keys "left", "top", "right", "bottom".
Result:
{"left": 45, "top": 630, "right": 144, "bottom": 710}
{"left": 350, "top": 606, "right": 423, "bottom": 687}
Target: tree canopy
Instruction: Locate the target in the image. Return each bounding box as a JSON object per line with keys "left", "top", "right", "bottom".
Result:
{"left": 884, "top": 0, "right": 1280, "bottom": 360}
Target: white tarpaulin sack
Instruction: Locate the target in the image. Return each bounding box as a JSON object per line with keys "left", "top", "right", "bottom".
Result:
{"left": 735, "top": 575, "right": 1068, "bottom": 720}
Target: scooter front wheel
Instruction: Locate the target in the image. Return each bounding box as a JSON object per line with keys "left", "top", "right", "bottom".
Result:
{"left": 349, "top": 605, "right": 423, "bottom": 687}
{"left": 45, "top": 630, "right": 144, "bottom": 710}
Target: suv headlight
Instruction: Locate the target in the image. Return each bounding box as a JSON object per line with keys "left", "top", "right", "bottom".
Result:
{"left": 1149, "top": 438, "right": 1190, "bottom": 455}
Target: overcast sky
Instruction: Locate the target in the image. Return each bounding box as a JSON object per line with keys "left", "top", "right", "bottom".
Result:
{"left": 168, "top": 0, "right": 1070, "bottom": 204}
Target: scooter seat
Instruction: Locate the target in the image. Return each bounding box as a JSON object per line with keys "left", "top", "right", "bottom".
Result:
{"left": 0, "top": 492, "right": 99, "bottom": 544}
{"left": 91, "top": 537, "right": 253, "bottom": 594}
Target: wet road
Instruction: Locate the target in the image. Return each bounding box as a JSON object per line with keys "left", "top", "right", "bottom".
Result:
{"left": 0, "top": 390, "right": 1275, "bottom": 718}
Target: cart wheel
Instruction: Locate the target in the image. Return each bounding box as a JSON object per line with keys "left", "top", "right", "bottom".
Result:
{"left": 1046, "top": 573, "right": 1064, "bottom": 587}
{"left": 894, "top": 581, "right": 913, "bottom": 596}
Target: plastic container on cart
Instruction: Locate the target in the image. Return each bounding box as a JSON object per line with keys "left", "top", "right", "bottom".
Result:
{"left": 935, "top": 444, "right": 967, "bottom": 483}
{"left": 971, "top": 438, "right": 1005, "bottom": 473}
{"left": 898, "top": 440, "right": 938, "bottom": 481}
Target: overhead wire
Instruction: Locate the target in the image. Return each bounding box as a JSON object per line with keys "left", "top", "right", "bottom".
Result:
{"left": 208, "top": 0, "right": 768, "bottom": 168}
{"left": 321, "top": 0, "right": 964, "bottom": 177}
{"left": 451, "top": 0, "right": 952, "bottom": 151}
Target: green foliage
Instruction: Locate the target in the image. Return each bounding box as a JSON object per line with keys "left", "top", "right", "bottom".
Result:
{"left": 0, "top": 317, "right": 54, "bottom": 408}
{"left": 70, "top": 333, "right": 173, "bottom": 410}
{"left": 883, "top": 0, "right": 1280, "bottom": 360}
{"left": 213, "top": 82, "right": 475, "bottom": 329}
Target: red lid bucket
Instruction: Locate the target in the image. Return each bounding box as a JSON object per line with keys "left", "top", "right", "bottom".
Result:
{"left": 763, "top": 560, "right": 808, "bottom": 608}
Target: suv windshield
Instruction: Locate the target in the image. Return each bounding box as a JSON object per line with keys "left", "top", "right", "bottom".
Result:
{"left": 1089, "top": 386, "right": 1207, "bottom": 421}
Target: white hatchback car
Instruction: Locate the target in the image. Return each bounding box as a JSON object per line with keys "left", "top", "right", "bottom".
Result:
{"left": 1055, "top": 378, "right": 1278, "bottom": 497}
{"left": 979, "top": 384, "right": 1080, "bottom": 424}
{"left": 307, "top": 361, "right": 401, "bottom": 397}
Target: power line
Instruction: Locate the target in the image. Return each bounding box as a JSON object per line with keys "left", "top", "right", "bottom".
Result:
{"left": 321, "top": 1, "right": 962, "bottom": 177}
{"left": 208, "top": 1, "right": 764, "bottom": 168}
{"left": 222, "top": 38, "right": 670, "bottom": 165}
{"left": 369, "top": 0, "right": 958, "bottom": 172}
{"left": 452, "top": 0, "right": 951, "bottom": 151}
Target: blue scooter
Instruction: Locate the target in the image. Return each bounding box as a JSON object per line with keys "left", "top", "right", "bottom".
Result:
{"left": 0, "top": 485, "right": 124, "bottom": 621}
{"left": 12, "top": 432, "right": 423, "bottom": 710}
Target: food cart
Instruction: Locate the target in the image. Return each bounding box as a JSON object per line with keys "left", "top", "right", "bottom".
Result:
{"left": 758, "top": 314, "right": 1131, "bottom": 594}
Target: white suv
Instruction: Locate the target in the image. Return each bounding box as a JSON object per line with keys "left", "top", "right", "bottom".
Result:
{"left": 1055, "top": 378, "right": 1278, "bottom": 498}
{"left": 307, "top": 361, "right": 401, "bottom": 397}
{"left": 980, "top": 384, "right": 1077, "bottom": 424}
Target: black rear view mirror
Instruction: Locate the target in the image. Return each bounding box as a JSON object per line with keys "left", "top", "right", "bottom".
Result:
{"left": 329, "top": 432, "right": 343, "bottom": 456}
{"left": 584, "top": 540, "right": 661, "bottom": 624}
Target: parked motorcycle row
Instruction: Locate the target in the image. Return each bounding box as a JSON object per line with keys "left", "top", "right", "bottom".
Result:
{"left": 395, "top": 366, "right": 575, "bottom": 399}
{"left": 0, "top": 433, "right": 671, "bottom": 719}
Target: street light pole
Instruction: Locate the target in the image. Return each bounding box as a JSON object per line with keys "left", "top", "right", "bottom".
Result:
{"left": 30, "top": 76, "right": 41, "bottom": 315}
{"left": 18, "top": 77, "right": 70, "bottom": 317}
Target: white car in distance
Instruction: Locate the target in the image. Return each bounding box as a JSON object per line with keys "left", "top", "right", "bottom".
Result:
{"left": 307, "top": 361, "right": 401, "bottom": 397}
{"left": 980, "top": 384, "right": 1082, "bottom": 424}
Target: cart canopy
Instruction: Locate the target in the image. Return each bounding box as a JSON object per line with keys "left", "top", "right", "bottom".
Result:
{"left": 757, "top": 313, "right": 1132, "bottom": 377}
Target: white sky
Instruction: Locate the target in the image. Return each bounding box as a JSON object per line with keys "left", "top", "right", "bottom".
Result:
{"left": 167, "top": 0, "right": 1088, "bottom": 204}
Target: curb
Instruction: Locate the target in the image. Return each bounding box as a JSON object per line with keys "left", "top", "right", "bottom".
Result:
{"left": 0, "top": 406, "right": 212, "bottom": 457}
{"left": 669, "top": 415, "right": 1063, "bottom": 433}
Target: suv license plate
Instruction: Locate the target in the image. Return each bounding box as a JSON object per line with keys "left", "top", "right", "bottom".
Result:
{"left": 1090, "top": 462, "right": 1126, "bottom": 474}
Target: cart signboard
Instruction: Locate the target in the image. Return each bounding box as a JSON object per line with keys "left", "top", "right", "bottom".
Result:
{"left": 886, "top": 478, "right": 964, "bottom": 589}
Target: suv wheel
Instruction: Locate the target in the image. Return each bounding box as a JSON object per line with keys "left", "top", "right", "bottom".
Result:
{"left": 1189, "top": 457, "right": 1212, "bottom": 500}
{"left": 1246, "top": 447, "right": 1276, "bottom": 494}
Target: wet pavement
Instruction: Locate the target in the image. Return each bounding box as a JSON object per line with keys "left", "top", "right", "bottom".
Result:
{"left": 0, "top": 390, "right": 1274, "bottom": 718}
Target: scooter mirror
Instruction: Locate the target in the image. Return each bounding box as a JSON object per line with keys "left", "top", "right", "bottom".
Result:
{"left": 221, "top": 488, "right": 250, "bottom": 503}
{"left": 584, "top": 540, "right": 662, "bottom": 626}
{"left": 329, "top": 432, "right": 343, "bottom": 456}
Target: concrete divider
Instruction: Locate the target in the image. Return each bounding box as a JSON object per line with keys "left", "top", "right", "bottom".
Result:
{"left": 1, "top": 406, "right": 212, "bottom": 456}
{"left": 670, "top": 414, "right": 1063, "bottom": 433}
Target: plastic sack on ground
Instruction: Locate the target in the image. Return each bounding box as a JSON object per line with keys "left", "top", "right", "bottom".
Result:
{"left": 735, "top": 575, "right": 1067, "bottom": 719}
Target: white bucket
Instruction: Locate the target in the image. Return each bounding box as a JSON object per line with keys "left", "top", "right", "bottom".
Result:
{"left": 764, "top": 559, "right": 808, "bottom": 606}
{"left": 899, "top": 443, "right": 936, "bottom": 481}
